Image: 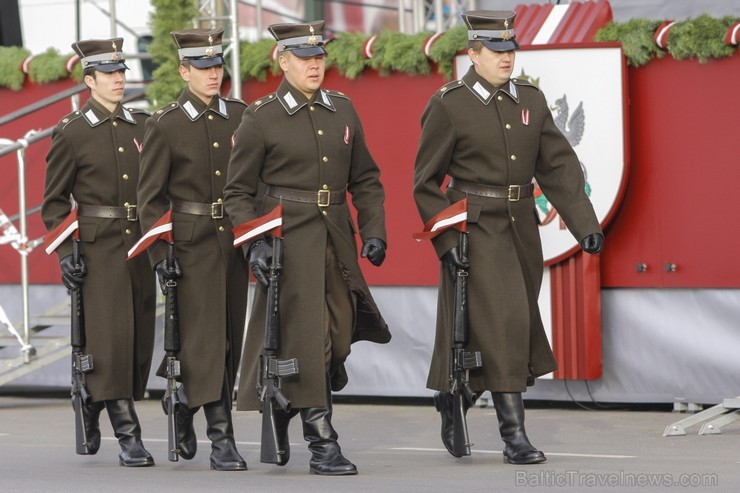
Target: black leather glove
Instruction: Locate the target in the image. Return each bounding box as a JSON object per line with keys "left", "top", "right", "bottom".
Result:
{"left": 154, "top": 257, "right": 183, "bottom": 294}
{"left": 441, "top": 246, "right": 469, "bottom": 280}
{"left": 360, "top": 237, "right": 386, "bottom": 267}
{"left": 248, "top": 239, "right": 272, "bottom": 287}
{"left": 580, "top": 232, "right": 604, "bottom": 254}
{"left": 59, "top": 254, "right": 87, "bottom": 290}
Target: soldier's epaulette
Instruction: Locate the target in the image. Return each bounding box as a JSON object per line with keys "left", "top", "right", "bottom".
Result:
{"left": 323, "top": 89, "right": 350, "bottom": 101}
{"left": 511, "top": 78, "right": 541, "bottom": 92}
{"left": 250, "top": 93, "right": 279, "bottom": 112}
{"left": 126, "top": 107, "right": 151, "bottom": 116}
{"left": 438, "top": 79, "right": 465, "bottom": 98}
{"left": 152, "top": 102, "right": 180, "bottom": 121}
{"left": 57, "top": 111, "right": 84, "bottom": 130}
{"left": 222, "top": 96, "right": 247, "bottom": 107}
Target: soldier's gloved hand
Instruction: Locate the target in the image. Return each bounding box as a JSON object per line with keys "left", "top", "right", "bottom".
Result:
{"left": 154, "top": 257, "right": 183, "bottom": 295}
{"left": 442, "top": 246, "right": 469, "bottom": 280}
{"left": 248, "top": 239, "right": 272, "bottom": 287}
{"left": 361, "top": 237, "right": 386, "bottom": 267}
{"left": 59, "top": 254, "right": 87, "bottom": 290}
{"left": 580, "top": 233, "right": 604, "bottom": 254}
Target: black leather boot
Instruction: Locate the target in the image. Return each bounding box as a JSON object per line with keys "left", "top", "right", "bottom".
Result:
{"left": 272, "top": 408, "right": 299, "bottom": 466}
{"left": 300, "top": 378, "right": 357, "bottom": 476}
{"left": 203, "top": 384, "right": 247, "bottom": 471}
{"left": 175, "top": 385, "right": 199, "bottom": 460}
{"left": 81, "top": 400, "right": 105, "bottom": 455}
{"left": 433, "top": 391, "right": 475, "bottom": 458}
{"left": 105, "top": 399, "right": 155, "bottom": 467}
{"left": 491, "top": 392, "right": 546, "bottom": 464}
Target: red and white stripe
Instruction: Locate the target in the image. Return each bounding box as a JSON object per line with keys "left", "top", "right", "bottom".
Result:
{"left": 654, "top": 21, "right": 676, "bottom": 50}
{"left": 413, "top": 198, "right": 468, "bottom": 241}
{"left": 726, "top": 22, "right": 740, "bottom": 46}
{"left": 362, "top": 35, "right": 378, "bottom": 59}
{"left": 232, "top": 205, "right": 283, "bottom": 247}
{"left": 43, "top": 209, "right": 79, "bottom": 255}
{"left": 423, "top": 32, "right": 444, "bottom": 58}
{"left": 127, "top": 210, "right": 173, "bottom": 259}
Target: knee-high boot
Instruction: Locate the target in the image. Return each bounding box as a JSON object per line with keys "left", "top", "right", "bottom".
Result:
{"left": 105, "top": 399, "right": 155, "bottom": 467}
{"left": 81, "top": 400, "right": 105, "bottom": 455}
{"left": 202, "top": 383, "right": 247, "bottom": 471}
{"left": 300, "top": 377, "right": 357, "bottom": 476}
{"left": 173, "top": 385, "right": 199, "bottom": 460}
{"left": 491, "top": 392, "right": 546, "bottom": 464}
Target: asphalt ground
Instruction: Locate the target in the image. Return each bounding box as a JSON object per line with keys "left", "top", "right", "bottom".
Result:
{"left": 0, "top": 394, "right": 736, "bottom": 493}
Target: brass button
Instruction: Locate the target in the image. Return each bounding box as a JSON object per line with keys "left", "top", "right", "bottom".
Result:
{"left": 208, "top": 115, "right": 214, "bottom": 120}
{"left": 322, "top": 156, "right": 329, "bottom": 163}
{"left": 217, "top": 198, "right": 223, "bottom": 203}
{"left": 125, "top": 229, "right": 132, "bottom": 235}
{"left": 322, "top": 184, "right": 328, "bottom": 190}
{"left": 124, "top": 202, "right": 130, "bottom": 207}
{"left": 118, "top": 147, "right": 124, "bottom": 153}
{"left": 310, "top": 106, "right": 315, "bottom": 112}
{"left": 218, "top": 226, "right": 225, "bottom": 232}
{"left": 112, "top": 121, "right": 118, "bottom": 127}
{"left": 322, "top": 211, "right": 328, "bottom": 216}
{"left": 318, "top": 130, "right": 324, "bottom": 135}
{"left": 505, "top": 123, "right": 512, "bottom": 129}
{"left": 511, "top": 216, "right": 516, "bottom": 222}
{"left": 213, "top": 142, "right": 219, "bottom": 148}
{"left": 215, "top": 170, "right": 221, "bottom": 176}
{"left": 122, "top": 174, "right": 129, "bottom": 180}
{"left": 497, "top": 95, "right": 503, "bottom": 101}
{"left": 511, "top": 155, "right": 517, "bottom": 161}
{"left": 62, "top": 118, "right": 69, "bottom": 123}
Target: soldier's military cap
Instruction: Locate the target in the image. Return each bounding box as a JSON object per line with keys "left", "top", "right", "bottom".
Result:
{"left": 462, "top": 10, "right": 519, "bottom": 52}
{"left": 72, "top": 37, "right": 128, "bottom": 73}
{"left": 269, "top": 20, "right": 327, "bottom": 58}
{"left": 171, "top": 28, "right": 226, "bottom": 69}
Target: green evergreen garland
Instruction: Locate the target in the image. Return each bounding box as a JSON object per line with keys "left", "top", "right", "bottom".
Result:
{"left": 427, "top": 25, "right": 467, "bottom": 79}
{"left": 667, "top": 14, "right": 737, "bottom": 63}
{"left": 594, "top": 19, "right": 665, "bottom": 67}
{"left": 239, "top": 38, "right": 279, "bottom": 82}
{"left": 368, "top": 30, "right": 433, "bottom": 76}
{"left": 27, "top": 48, "right": 71, "bottom": 84}
{"left": 325, "top": 32, "right": 371, "bottom": 79}
{"left": 0, "top": 46, "right": 30, "bottom": 90}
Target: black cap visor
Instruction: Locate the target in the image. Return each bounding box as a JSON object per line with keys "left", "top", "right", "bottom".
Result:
{"left": 188, "top": 54, "right": 226, "bottom": 69}
{"left": 288, "top": 45, "right": 327, "bottom": 58}
{"left": 480, "top": 38, "right": 520, "bottom": 52}
{"left": 92, "top": 61, "right": 129, "bottom": 73}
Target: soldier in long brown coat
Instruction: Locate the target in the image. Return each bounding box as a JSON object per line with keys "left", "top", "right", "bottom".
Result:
{"left": 42, "top": 39, "right": 156, "bottom": 467}
{"left": 136, "top": 28, "right": 248, "bottom": 471}
{"left": 224, "top": 21, "right": 390, "bottom": 475}
{"left": 413, "top": 11, "right": 604, "bottom": 465}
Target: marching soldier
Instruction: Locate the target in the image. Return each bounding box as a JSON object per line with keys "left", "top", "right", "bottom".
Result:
{"left": 42, "top": 38, "right": 156, "bottom": 467}
{"left": 137, "top": 28, "right": 248, "bottom": 471}
{"left": 413, "top": 10, "right": 604, "bottom": 464}
{"left": 224, "top": 21, "right": 391, "bottom": 475}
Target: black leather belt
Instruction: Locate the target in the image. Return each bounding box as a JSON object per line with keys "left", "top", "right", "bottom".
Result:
{"left": 171, "top": 199, "right": 224, "bottom": 219}
{"left": 449, "top": 178, "right": 534, "bottom": 202}
{"left": 265, "top": 185, "right": 346, "bottom": 207}
{"left": 77, "top": 203, "right": 137, "bottom": 221}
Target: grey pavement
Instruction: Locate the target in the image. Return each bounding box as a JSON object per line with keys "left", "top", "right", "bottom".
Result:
{"left": 0, "top": 394, "right": 736, "bottom": 493}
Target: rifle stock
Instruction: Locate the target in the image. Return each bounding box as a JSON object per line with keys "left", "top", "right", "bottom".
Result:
{"left": 449, "top": 232, "right": 482, "bottom": 457}
{"left": 258, "top": 237, "right": 299, "bottom": 464}
{"left": 70, "top": 238, "right": 95, "bottom": 455}
{"left": 163, "top": 243, "right": 182, "bottom": 462}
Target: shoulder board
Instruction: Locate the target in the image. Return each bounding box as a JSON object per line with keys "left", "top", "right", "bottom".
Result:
{"left": 511, "top": 78, "right": 541, "bottom": 92}
{"left": 58, "top": 111, "right": 84, "bottom": 129}
{"left": 250, "top": 93, "right": 279, "bottom": 111}
{"left": 438, "top": 79, "right": 465, "bottom": 98}
{"left": 152, "top": 102, "right": 180, "bottom": 121}
{"left": 222, "top": 96, "right": 247, "bottom": 107}
{"left": 323, "top": 89, "right": 350, "bottom": 101}
{"left": 125, "top": 107, "right": 151, "bottom": 116}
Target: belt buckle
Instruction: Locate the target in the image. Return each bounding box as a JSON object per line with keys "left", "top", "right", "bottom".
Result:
{"left": 126, "top": 204, "right": 138, "bottom": 221}
{"left": 508, "top": 185, "right": 521, "bottom": 202}
{"left": 317, "top": 189, "right": 331, "bottom": 207}
{"left": 211, "top": 202, "right": 224, "bottom": 219}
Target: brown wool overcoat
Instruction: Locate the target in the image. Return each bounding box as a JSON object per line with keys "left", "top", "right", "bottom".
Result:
{"left": 224, "top": 79, "right": 390, "bottom": 410}
{"left": 137, "top": 89, "right": 248, "bottom": 408}
{"left": 413, "top": 67, "right": 602, "bottom": 393}
{"left": 42, "top": 98, "right": 156, "bottom": 402}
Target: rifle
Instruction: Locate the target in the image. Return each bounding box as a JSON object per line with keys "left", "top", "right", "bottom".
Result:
{"left": 162, "top": 242, "right": 182, "bottom": 462}
{"left": 257, "top": 237, "right": 299, "bottom": 464}
{"left": 449, "top": 231, "right": 482, "bottom": 457}
{"left": 69, "top": 238, "right": 94, "bottom": 455}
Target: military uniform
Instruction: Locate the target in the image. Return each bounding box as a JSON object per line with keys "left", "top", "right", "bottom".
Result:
{"left": 224, "top": 20, "right": 388, "bottom": 475}
{"left": 413, "top": 10, "right": 602, "bottom": 464}
{"left": 136, "top": 28, "right": 248, "bottom": 471}
{"left": 42, "top": 38, "right": 156, "bottom": 467}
